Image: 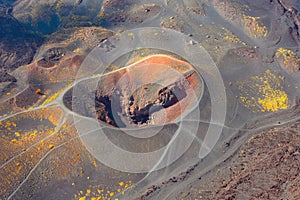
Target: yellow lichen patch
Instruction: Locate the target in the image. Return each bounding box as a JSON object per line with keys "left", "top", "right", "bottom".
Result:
{"left": 15, "top": 132, "right": 21, "bottom": 137}
{"left": 109, "top": 192, "right": 115, "bottom": 197}
{"left": 86, "top": 189, "right": 91, "bottom": 197}
{"left": 41, "top": 92, "right": 60, "bottom": 106}
{"left": 0, "top": 120, "right": 17, "bottom": 133}
{"left": 10, "top": 138, "right": 17, "bottom": 143}
{"left": 276, "top": 48, "right": 300, "bottom": 65}
{"left": 275, "top": 48, "right": 300, "bottom": 73}
{"left": 257, "top": 89, "right": 288, "bottom": 112}
{"left": 9, "top": 128, "right": 54, "bottom": 146}
{"left": 237, "top": 70, "right": 289, "bottom": 112}
{"left": 222, "top": 28, "right": 247, "bottom": 45}
{"left": 28, "top": 106, "right": 64, "bottom": 126}
{"left": 225, "top": 34, "right": 241, "bottom": 43}
{"left": 0, "top": 107, "right": 64, "bottom": 167}
{"left": 242, "top": 15, "right": 268, "bottom": 38}
{"left": 75, "top": 181, "right": 133, "bottom": 200}
{"left": 0, "top": 115, "right": 81, "bottom": 198}
{"left": 40, "top": 82, "right": 73, "bottom": 107}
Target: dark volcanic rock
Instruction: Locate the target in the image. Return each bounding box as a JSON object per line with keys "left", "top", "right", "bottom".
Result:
{"left": 166, "top": 121, "right": 300, "bottom": 200}
{"left": 0, "top": 9, "right": 42, "bottom": 73}
{"left": 37, "top": 47, "right": 66, "bottom": 68}
{"left": 0, "top": 70, "right": 16, "bottom": 83}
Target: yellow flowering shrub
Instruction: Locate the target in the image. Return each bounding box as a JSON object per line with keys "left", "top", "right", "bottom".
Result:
{"left": 242, "top": 15, "right": 268, "bottom": 38}
{"left": 275, "top": 48, "right": 300, "bottom": 73}
{"left": 238, "top": 70, "right": 289, "bottom": 112}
